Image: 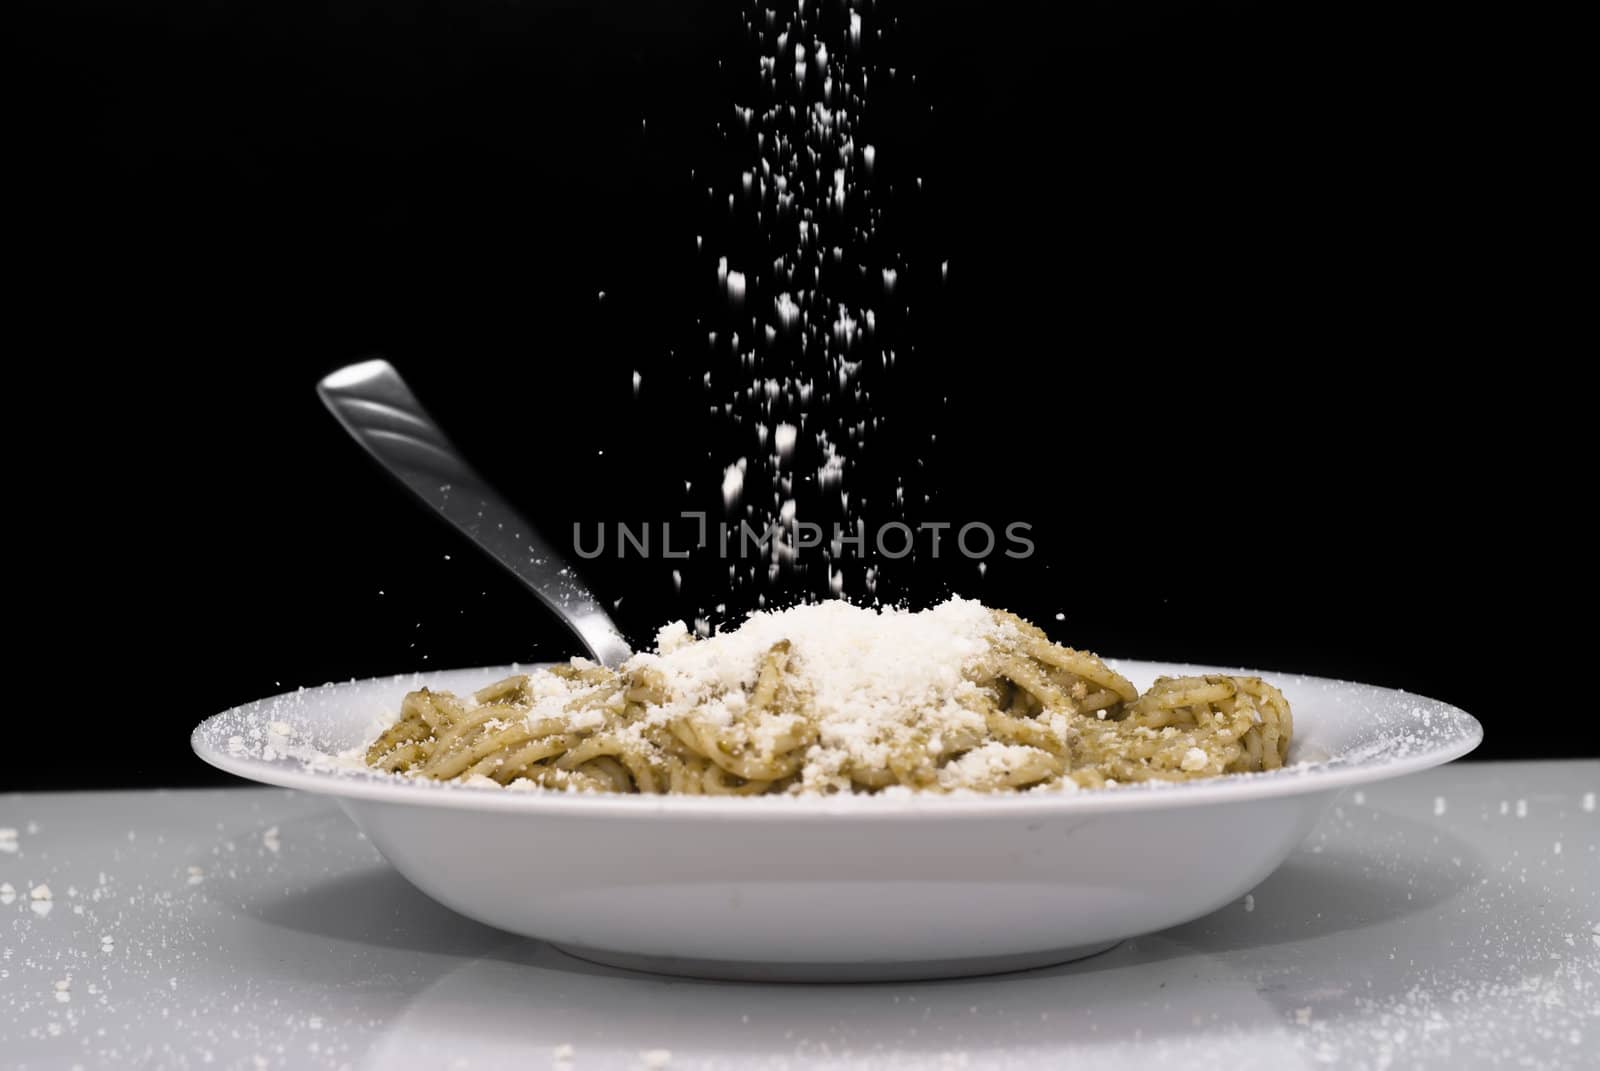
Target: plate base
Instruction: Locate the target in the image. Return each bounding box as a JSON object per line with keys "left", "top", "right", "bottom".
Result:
{"left": 551, "top": 939, "right": 1123, "bottom": 982}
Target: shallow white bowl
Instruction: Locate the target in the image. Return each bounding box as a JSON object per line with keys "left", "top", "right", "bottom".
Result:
{"left": 192, "top": 660, "right": 1480, "bottom": 981}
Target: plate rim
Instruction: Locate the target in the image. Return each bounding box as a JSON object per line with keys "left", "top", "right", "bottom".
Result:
{"left": 191, "top": 659, "right": 1483, "bottom": 819}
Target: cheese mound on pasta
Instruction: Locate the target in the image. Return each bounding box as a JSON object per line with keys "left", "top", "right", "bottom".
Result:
{"left": 364, "top": 599, "right": 1292, "bottom": 794}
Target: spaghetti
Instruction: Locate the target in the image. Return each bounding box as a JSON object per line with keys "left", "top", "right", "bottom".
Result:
{"left": 364, "top": 599, "right": 1292, "bottom": 794}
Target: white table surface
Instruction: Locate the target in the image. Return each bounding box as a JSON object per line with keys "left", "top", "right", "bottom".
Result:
{"left": 2, "top": 760, "right": 1596, "bottom": 1070}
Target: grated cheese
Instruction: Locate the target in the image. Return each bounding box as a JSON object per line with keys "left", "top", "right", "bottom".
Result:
{"left": 624, "top": 598, "right": 1003, "bottom": 789}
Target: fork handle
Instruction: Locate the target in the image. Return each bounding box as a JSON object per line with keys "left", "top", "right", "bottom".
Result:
{"left": 317, "top": 358, "right": 632, "bottom": 668}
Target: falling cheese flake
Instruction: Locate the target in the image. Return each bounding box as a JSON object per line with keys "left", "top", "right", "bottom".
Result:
{"left": 722, "top": 458, "right": 748, "bottom": 508}
{"left": 774, "top": 422, "right": 798, "bottom": 459}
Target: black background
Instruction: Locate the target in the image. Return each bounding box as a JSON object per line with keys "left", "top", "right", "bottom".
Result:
{"left": 13, "top": 0, "right": 1587, "bottom": 790}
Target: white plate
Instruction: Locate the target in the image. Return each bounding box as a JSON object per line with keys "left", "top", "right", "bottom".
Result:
{"left": 192, "top": 660, "right": 1480, "bottom": 981}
